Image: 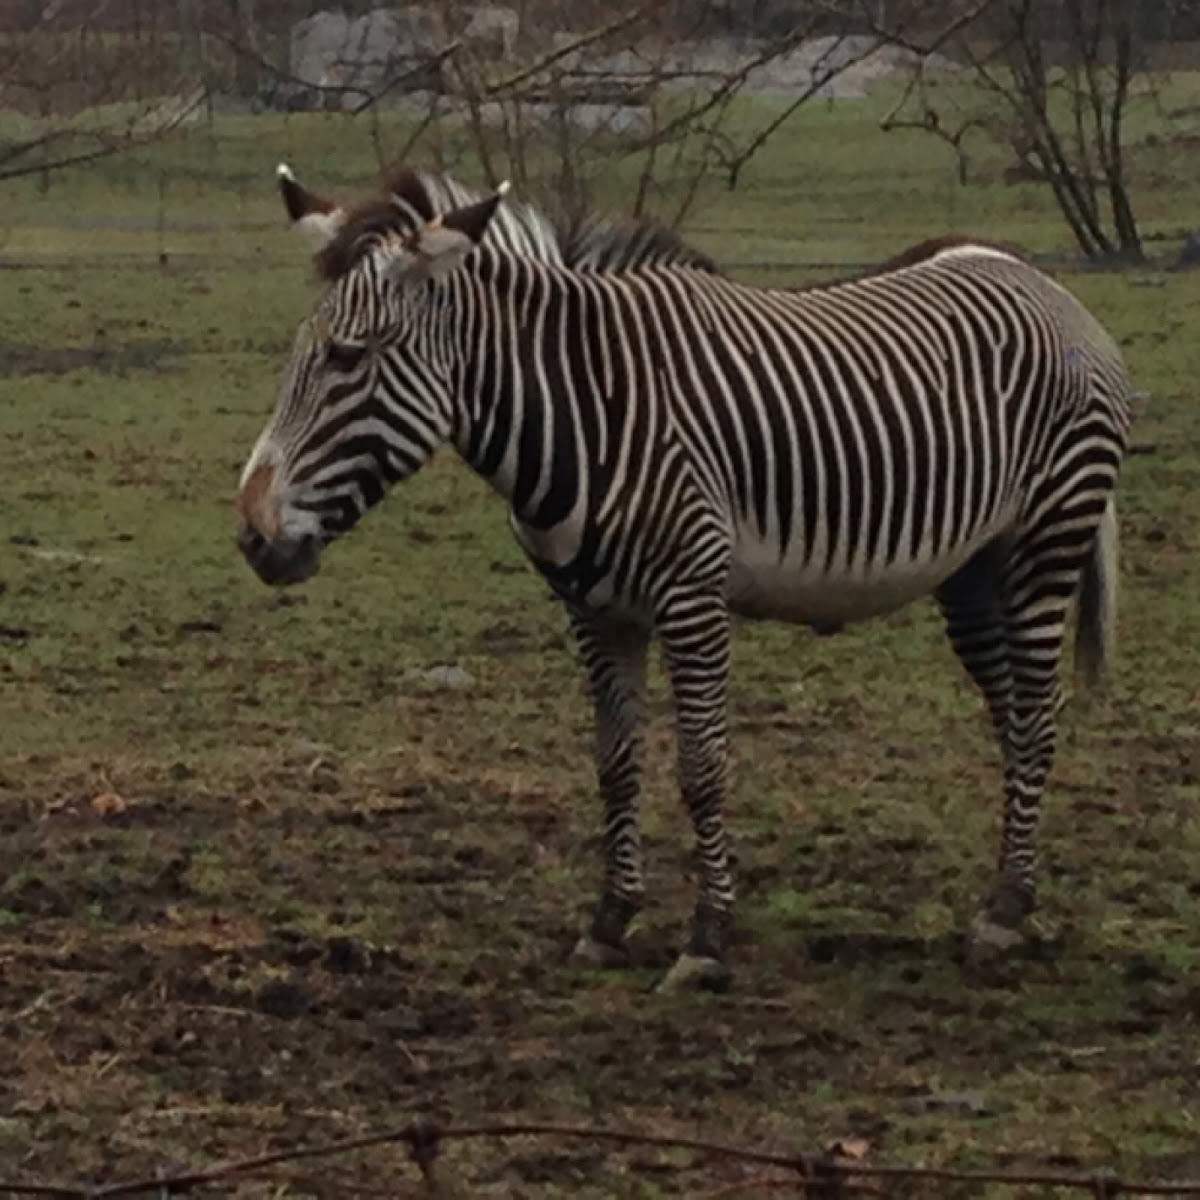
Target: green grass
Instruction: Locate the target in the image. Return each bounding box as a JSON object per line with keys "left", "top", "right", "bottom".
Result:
{"left": 1, "top": 89, "right": 1199, "bottom": 1196}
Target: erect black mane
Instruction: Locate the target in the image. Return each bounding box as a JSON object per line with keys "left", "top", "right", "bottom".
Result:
{"left": 313, "top": 165, "right": 721, "bottom": 281}
{"left": 313, "top": 169, "right": 436, "bottom": 282}
{"left": 557, "top": 214, "right": 718, "bottom": 274}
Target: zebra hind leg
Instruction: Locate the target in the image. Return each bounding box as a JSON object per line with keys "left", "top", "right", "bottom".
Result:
{"left": 935, "top": 547, "right": 1025, "bottom": 959}
{"left": 936, "top": 542, "right": 1014, "bottom": 755}
{"left": 971, "top": 503, "right": 1106, "bottom": 959}
{"left": 655, "top": 592, "right": 735, "bottom": 993}
{"left": 567, "top": 609, "right": 651, "bottom": 969}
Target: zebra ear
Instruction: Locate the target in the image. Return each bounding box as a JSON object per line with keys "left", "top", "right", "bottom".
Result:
{"left": 277, "top": 162, "right": 345, "bottom": 251}
{"left": 440, "top": 182, "right": 509, "bottom": 244}
{"left": 384, "top": 182, "right": 510, "bottom": 287}
{"left": 383, "top": 221, "right": 476, "bottom": 287}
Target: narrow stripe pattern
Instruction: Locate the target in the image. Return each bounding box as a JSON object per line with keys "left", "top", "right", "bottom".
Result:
{"left": 242, "top": 173, "right": 1134, "bottom": 967}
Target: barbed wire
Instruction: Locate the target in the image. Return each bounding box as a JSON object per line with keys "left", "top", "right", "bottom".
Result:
{"left": 3, "top": 1117, "right": 1200, "bottom": 1197}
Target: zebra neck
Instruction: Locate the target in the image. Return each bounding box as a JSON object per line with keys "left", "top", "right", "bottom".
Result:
{"left": 449, "top": 265, "right": 589, "bottom": 553}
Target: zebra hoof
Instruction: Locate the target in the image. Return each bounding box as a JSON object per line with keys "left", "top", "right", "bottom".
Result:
{"left": 969, "top": 914, "right": 1026, "bottom": 951}
{"left": 656, "top": 953, "right": 731, "bottom": 994}
{"left": 570, "top": 934, "right": 629, "bottom": 969}
{"left": 965, "top": 913, "right": 1026, "bottom": 976}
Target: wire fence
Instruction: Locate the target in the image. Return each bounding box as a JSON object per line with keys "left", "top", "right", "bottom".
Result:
{"left": 4, "top": 1118, "right": 1200, "bottom": 1198}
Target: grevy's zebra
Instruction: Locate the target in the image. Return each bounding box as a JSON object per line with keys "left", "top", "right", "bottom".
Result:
{"left": 239, "top": 167, "right": 1132, "bottom": 990}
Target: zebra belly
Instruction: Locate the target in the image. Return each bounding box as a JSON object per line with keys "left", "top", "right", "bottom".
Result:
{"left": 726, "top": 535, "right": 991, "bottom": 626}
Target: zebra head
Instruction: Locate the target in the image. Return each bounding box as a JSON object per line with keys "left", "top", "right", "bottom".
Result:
{"left": 235, "top": 165, "right": 509, "bottom": 586}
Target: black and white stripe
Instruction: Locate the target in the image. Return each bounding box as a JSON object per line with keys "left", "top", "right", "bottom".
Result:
{"left": 239, "top": 179, "right": 1133, "bottom": 987}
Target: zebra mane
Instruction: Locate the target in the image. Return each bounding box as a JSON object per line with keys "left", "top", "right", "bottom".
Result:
{"left": 315, "top": 167, "right": 563, "bottom": 282}
{"left": 315, "top": 165, "right": 717, "bottom": 281}
{"left": 557, "top": 217, "right": 718, "bottom": 274}
{"left": 408, "top": 169, "right": 565, "bottom": 264}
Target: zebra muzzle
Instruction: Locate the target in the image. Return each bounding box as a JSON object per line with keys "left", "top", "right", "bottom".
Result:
{"left": 237, "top": 525, "right": 322, "bottom": 586}
{"left": 235, "top": 460, "right": 322, "bottom": 585}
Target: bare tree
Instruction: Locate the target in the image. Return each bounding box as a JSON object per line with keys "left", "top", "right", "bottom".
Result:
{"left": 420, "top": 0, "right": 885, "bottom": 229}
{"left": 881, "top": 0, "right": 1155, "bottom": 261}
{"left": 412, "top": 0, "right": 1026, "bottom": 225}
{"left": 0, "top": 3, "right": 206, "bottom": 183}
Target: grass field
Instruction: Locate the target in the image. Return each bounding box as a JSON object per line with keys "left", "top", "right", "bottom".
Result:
{"left": 1, "top": 93, "right": 1199, "bottom": 1195}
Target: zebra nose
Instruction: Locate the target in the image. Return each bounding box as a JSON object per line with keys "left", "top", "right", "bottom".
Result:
{"left": 237, "top": 524, "right": 322, "bottom": 586}
{"left": 236, "top": 461, "right": 281, "bottom": 540}
{"left": 237, "top": 523, "right": 266, "bottom": 560}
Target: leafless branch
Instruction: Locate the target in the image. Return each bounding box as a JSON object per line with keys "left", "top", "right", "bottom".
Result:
{"left": 619, "top": 24, "right": 824, "bottom": 159}
{"left": 0, "top": 88, "right": 207, "bottom": 183}
{"left": 715, "top": 34, "right": 882, "bottom": 190}
{"left": 876, "top": 0, "right": 1146, "bottom": 260}
{"left": 480, "top": 5, "right": 656, "bottom": 98}
{"left": 853, "top": 0, "right": 999, "bottom": 57}
{"left": 352, "top": 41, "right": 464, "bottom": 114}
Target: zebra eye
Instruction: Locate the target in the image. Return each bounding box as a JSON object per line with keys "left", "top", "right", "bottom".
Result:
{"left": 325, "top": 341, "right": 366, "bottom": 370}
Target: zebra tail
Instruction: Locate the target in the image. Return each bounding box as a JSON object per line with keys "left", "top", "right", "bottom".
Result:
{"left": 1074, "top": 497, "right": 1118, "bottom": 689}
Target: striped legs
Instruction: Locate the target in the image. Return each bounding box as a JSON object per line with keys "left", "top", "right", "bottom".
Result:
{"left": 657, "top": 591, "right": 735, "bottom": 991}
{"left": 986, "top": 590, "right": 1066, "bottom": 932}
{"left": 570, "top": 591, "right": 735, "bottom": 988}
{"left": 942, "top": 499, "right": 1109, "bottom": 954}
{"left": 569, "top": 609, "right": 651, "bottom": 965}
{"left": 938, "top": 548, "right": 1028, "bottom": 952}
{"left": 986, "top": 510, "right": 1093, "bottom": 929}
{"left": 937, "top": 543, "right": 1014, "bottom": 756}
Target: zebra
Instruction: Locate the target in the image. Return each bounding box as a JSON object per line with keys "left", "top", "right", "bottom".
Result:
{"left": 237, "top": 165, "right": 1132, "bottom": 991}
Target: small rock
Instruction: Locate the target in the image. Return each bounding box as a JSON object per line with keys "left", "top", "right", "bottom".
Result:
{"left": 902, "top": 1089, "right": 991, "bottom": 1117}
{"left": 90, "top": 792, "right": 128, "bottom": 817}
{"left": 419, "top": 664, "right": 475, "bottom": 690}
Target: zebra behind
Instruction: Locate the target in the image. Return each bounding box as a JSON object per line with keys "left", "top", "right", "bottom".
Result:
{"left": 237, "top": 166, "right": 1132, "bottom": 990}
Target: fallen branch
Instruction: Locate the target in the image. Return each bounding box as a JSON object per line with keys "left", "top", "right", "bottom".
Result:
{"left": 2, "top": 1117, "right": 1199, "bottom": 1198}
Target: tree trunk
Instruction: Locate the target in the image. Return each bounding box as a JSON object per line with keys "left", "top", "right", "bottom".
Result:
{"left": 232, "top": 0, "right": 263, "bottom": 96}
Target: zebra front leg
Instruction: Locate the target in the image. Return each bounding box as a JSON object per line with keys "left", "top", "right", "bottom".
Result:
{"left": 568, "top": 609, "right": 651, "bottom": 968}
{"left": 656, "top": 593, "right": 735, "bottom": 992}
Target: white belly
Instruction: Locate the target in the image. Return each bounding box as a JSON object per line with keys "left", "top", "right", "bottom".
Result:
{"left": 726, "top": 534, "right": 991, "bottom": 626}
